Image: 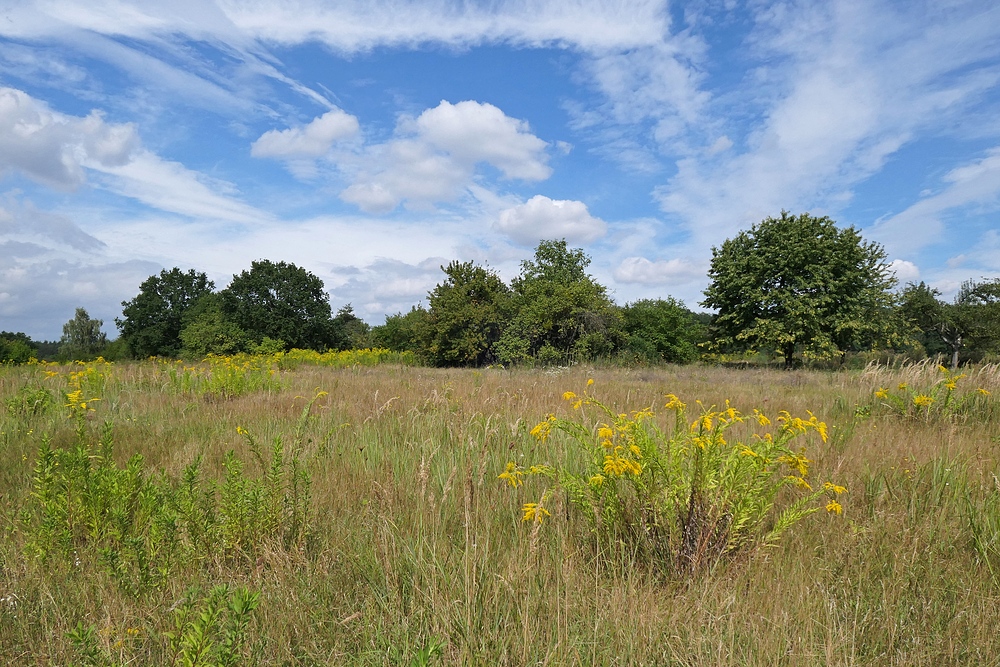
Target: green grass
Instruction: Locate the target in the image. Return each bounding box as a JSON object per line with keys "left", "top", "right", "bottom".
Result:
{"left": 1, "top": 359, "right": 999, "bottom": 665}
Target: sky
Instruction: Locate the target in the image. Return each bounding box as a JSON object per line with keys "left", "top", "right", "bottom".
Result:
{"left": 1, "top": 0, "right": 999, "bottom": 341}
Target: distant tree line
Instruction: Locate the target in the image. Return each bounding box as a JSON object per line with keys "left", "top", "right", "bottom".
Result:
{"left": 4, "top": 212, "right": 998, "bottom": 367}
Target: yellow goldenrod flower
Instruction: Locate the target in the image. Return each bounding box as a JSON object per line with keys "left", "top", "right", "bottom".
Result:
{"left": 875, "top": 388, "right": 889, "bottom": 399}
{"left": 664, "top": 394, "right": 686, "bottom": 411}
{"left": 785, "top": 475, "right": 812, "bottom": 491}
{"left": 898, "top": 382, "right": 908, "bottom": 391}
{"left": 944, "top": 380, "right": 957, "bottom": 391}
{"left": 938, "top": 364, "right": 948, "bottom": 373}
{"left": 977, "top": 388, "right": 991, "bottom": 396}
{"left": 589, "top": 474, "right": 605, "bottom": 487}
{"left": 753, "top": 409, "right": 771, "bottom": 426}
{"left": 823, "top": 482, "right": 847, "bottom": 495}
{"left": 563, "top": 391, "right": 577, "bottom": 401}
{"left": 587, "top": 378, "right": 594, "bottom": 386}
{"left": 522, "top": 503, "right": 551, "bottom": 523}
{"left": 912, "top": 394, "right": 934, "bottom": 408}
{"left": 498, "top": 461, "right": 524, "bottom": 487}
{"left": 826, "top": 500, "right": 843, "bottom": 515}
{"left": 597, "top": 425, "right": 614, "bottom": 440}
{"left": 236, "top": 426, "right": 249, "bottom": 436}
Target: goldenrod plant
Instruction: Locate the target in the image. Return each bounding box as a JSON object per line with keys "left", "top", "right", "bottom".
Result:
{"left": 509, "top": 381, "right": 845, "bottom": 576}
{"left": 870, "top": 364, "right": 993, "bottom": 421}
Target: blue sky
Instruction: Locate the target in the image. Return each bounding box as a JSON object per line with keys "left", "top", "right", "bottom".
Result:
{"left": 1, "top": 0, "right": 999, "bottom": 340}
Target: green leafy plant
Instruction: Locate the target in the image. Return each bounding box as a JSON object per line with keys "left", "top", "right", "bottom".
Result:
{"left": 4, "top": 385, "right": 54, "bottom": 416}
{"left": 869, "top": 365, "right": 993, "bottom": 421}
{"left": 505, "top": 382, "right": 845, "bottom": 576}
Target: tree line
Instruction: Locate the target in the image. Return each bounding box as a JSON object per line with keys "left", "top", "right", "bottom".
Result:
{"left": 3, "top": 212, "right": 998, "bottom": 367}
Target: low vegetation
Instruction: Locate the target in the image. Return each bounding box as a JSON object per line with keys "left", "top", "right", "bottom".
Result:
{"left": 2, "top": 356, "right": 999, "bottom": 665}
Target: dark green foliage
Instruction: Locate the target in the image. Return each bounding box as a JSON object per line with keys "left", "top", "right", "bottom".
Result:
{"left": 59, "top": 308, "right": 108, "bottom": 361}
{"left": 179, "top": 293, "right": 249, "bottom": 357}
{"left": 899, "top": 278, "right": 1000, "bottom": 367}
{"left": 426, "top": 260, "right": 512, "bottom": 366}
{"left": 498, "top": 239, "right": 622, "bottom": 364}
{"left": 621, "top": 298, "right": 707, "bottom": 363}
{"left": 0, "top": 331, "right": 37, "bottom": 364}
{"left": 117, "top": 268, "right": 215, "bottom": 358}
{"left": 703, "top": 211, "right": 898, "bottom": 366}
{"left": 371, "top": 307, "right": 431, "bottom": 356}
{"left": 221, "top": 260, "right": 334, "bottom": 351}
{"left": 331, "top": 304, "right": 371, "bottom": 350}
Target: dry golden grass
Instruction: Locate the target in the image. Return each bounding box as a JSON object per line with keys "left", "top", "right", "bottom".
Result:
{"left": 2, "top": 360, "right": 1000, "bottom": 665}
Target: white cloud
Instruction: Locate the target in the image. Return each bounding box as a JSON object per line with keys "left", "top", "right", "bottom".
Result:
{"left": 251, "top": 109, "right": 360, "bottom": 159}
{"left": 651, "top": 1, "right": 1000, "bottom": 249}
{"left": 888, "top": 259, "right": 920, "bottom": 283}
{"left": 0, "top": 86, "right": 269, "bottom": 224}
{"left": 613, "top": 256, "right": 704, "bottom": 285}
{"left": 868, "top": 147, "right": 1000, "bottom": 256}
{"left": 0, "top": 86, "right": 139, "bottom": 190}
{"left": 340, "top": 100, "right": 551, "bottom": 213}
{"left": 496, "top": 195, "right": 606, "bottom": 245}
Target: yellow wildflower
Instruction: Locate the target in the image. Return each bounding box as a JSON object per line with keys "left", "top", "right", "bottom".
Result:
{"left": 522, "top": 503, "right": 551, "bottom": 523}
{"left": 597, "top": 425, "right": 614, "bottom": 441}
{"left": 563, "top": 391, "right": 577, "bottom": 401}
{"left": 875, "top": 388, "right": 889, "bottom": 399}
{"left": 236, "top": 426, "right": 249, "bottom": 436}
{"left": 753, "top": 409, "right": 771, "bottom": 426}
{"left": 664, "top": 394, "right": 686, "bottom": 411}
{"left": 823, "top": 482, "right": 847, "bottom": 495}
{"left": 589, "top": 474, "right": 605, "bottom": 488}
{"left": 912, "top": 394, "right": 934, "bottom": 408}
{"left": 898, "top": 382, "right": 908, "bottom": 391}
{"left": 977, "top": 388, "right": 991, "bottom": 396}
{"left": 944, "top": 380, "right": 957, "bottom": 391}
{"left": 587, "top": 378, "right": 594, "bottom": 386}
{"left": 826, "top": 500, "right": 843, "bottom": 515}
{"left": 786, "top": 475, "right": 812, "bottom": 491}
{"left": 498, "top": 461, "right": 523, "bottom": 487}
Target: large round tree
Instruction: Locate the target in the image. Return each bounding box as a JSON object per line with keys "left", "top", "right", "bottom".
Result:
{"left": 702, "top": 211, "right": 897, "bottom": 366}
{"left": 221, "top": 260, "right": 334, "bottom": 351}
{"left": 117, "top": 268, "right": 215, "bottom": 358}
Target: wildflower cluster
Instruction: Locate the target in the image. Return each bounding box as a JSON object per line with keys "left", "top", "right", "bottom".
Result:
{"left": 53, "top": 358, "right": 111, "bottom": 419}
{"left": 502, "top": 382, "right": 845, "bottom": 576}
{"left": 871, "top": 365, "right": 992, "bottom": 421}
{"left": 274, "top": 348, "right": 416, "bottom": 370}
{"left": 160, "top": 354, "right": 282, "bottom": 397}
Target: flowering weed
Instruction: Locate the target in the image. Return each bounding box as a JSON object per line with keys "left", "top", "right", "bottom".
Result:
{"left": 508, "top": 383, "right": 844, "bottom": 576}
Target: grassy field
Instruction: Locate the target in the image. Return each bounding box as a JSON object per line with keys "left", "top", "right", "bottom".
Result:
{"left": 2, "top": 357, "right": 1000, "bottom": 666}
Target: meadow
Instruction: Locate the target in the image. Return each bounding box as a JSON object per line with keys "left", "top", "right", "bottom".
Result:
{"left": 2, "top": 354, "right": 1000, "bottom": 666}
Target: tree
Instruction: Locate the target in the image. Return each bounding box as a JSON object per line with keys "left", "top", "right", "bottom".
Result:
{"left": 59, "top": 308, "right": 108, "bottom": 361}
{"left": 117, "top": 268, "right": 215, "bottom": 358}
{"left": 426, "top": 260, "right": 512, "bottom": 366}
{"left": 179, "top": 293, "right": 249, "bottom": 357}
{"left": 371, "top": 307, "right": 431, "bottom": 357}
{"left": 702, "top": 211, "right": 897, "bottom": 366}
{"left": 621, "top": 298, "right": 707, "bottom": 364}
{"left": 903, "top": 279, "right": 1000, "bottom": 367}
{"left": 0, "top": 331, "right": 37, "bottom": 364}
{"left": 330, "top": 304, "right": 372, "bottom": 351}
{"left": 499, "top": 239, "right": 622, "bottom": 364}
{"left": 220, "top": 260, "right": 334, "bottom": 351}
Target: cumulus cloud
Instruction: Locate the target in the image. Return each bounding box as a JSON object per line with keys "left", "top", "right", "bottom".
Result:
{"left": 340, "top": 100, "right": 551, "bottom": 213}
{"left": 888, "top": 259, "right": 920, "bottom": 283}
{"left": 251, "top": 109, "right": 360, "bottom": 159}
{"left": 496, "top": 195, "right": 606, "bottom": 245}
{"left": 0, "top": 86, "right": 138, "bottom": 190}
{"left": 613, "top": 256, "right": 704, "bottom": 285}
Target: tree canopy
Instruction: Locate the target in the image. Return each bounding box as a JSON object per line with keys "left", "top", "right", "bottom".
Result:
{"left": 220, "top": 260, "right": 334, "bottom": 351}
{"left": 702, "top": 211, "right": 897, "bottom": 366}
{"left": 60, "top": 308, "right": 108, "bottom": 361}
{"left": 425, "top": 260, "right": 511, "bottom": 366}
{"left": 117, "top": 268, "right": 215, "bottom": 358}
